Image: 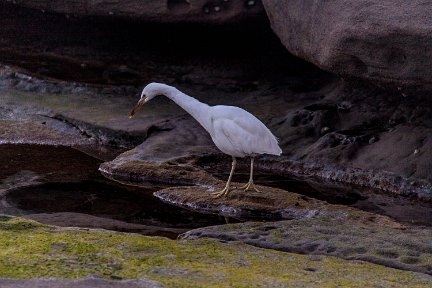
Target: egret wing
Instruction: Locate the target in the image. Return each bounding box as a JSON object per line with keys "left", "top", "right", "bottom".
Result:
{"left": 213, "top": 114, "right": 281, "bottom": 156}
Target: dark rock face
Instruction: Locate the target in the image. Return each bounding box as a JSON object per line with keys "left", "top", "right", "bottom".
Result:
{"left": 10, "top": 0, "right": 264, "bottom": 23}
{"left": 272, "top": 80, "right": 432, "bottom": 187}
{"left": 262, "top": 0, "right": 432, "bottom": 90}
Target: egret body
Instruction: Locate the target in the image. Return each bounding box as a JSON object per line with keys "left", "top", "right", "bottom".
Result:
{"left": 130, "top": 83, "right": 282, "bottom": 197}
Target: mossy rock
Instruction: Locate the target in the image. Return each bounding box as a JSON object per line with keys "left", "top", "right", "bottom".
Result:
{"left": 0, "top": 215, "right": 430, "bottom": 287}
{"left": 182, "top": 216, "right": 432, "bottom": 276}
{"left": 0, "top": 120, "right": 89, "bottom": 146}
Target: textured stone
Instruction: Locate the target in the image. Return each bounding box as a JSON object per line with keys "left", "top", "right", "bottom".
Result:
{"left": 0, "top": 277, "right": 162, "bottom": 288}
{"left": 10, "top": 0, "right": 264, "bottom": 23}
{"left": 0, "top": 120, "right": 91, "bottom": 146}
{"left": 182, "top": 217, "right": 432, "bottom": 276}
{"left": 262, "top": 0, "right": 432, "bottom": 90}
{"left": 155, "top": 184, "right": 356, "bottom": 221}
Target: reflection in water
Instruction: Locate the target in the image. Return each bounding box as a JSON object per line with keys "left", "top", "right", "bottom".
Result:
{"left": 6, "top": 180, "right": 228, "bottom": 229}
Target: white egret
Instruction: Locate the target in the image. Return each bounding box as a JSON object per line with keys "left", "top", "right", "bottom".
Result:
{"left": 129, "top": 83, "right": 282, "bottom": 197}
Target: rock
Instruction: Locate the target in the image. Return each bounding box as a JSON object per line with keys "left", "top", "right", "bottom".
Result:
{"left": 0, "top": 216, "right": 430, "bottom": 287}
{"left": 271, "top": 80, "right": 432, "bottom": 196}
{"left": 99, "top": 151, "right": 220, "bottom": 187}
{"left": 262, "top": 0, "right": 432, "bottom": 90}
{"left": 0, "top": 277, "right": 162, "bottom": 288}
{"left": 0, "top": 145, "right": 102, "bottom": 183}
{"left": 112, "top": 115, "right": 218, "bottom": 163}
{"left": 155, "top": 184, "right": 355, "bottom": 220}
{"left": 101, "top": 150, "right": 432, "bottom": 225}
{"left": 24, "top": 212, "right": 188, "bottom": 238}
{"left": 10, "top": 0, "right": 264, "bottom": 23}
{"left": 181, "top": 216, "right": 432, "bottom": 276}
{"left": 4, "top": 64, "right": 432, "bottom": 202}
{"left": 0, "top": 119, "right": 92, "bottom": 146}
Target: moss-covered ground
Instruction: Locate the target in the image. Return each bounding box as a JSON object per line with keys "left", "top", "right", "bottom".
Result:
{"left": 0, "top": 216, "right": 430, "bottom": 287}
{"left": 183, "top": 216, "right": 432, "bottom": 276}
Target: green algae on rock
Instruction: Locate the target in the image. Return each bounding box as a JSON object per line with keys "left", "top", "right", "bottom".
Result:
{"left": 182, "top": 216, "right": 432, "bottom": 276}
{"left": 0, "top": 216, "right": 431, "bottom": 287}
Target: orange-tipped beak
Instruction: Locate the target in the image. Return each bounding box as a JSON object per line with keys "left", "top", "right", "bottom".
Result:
{"left": 129, "top": 98, "right": 146, "bottom": 118}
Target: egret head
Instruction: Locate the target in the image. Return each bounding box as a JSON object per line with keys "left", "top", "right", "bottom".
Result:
{"left": 129, "top": 83, "right": 171, "bottom": 118}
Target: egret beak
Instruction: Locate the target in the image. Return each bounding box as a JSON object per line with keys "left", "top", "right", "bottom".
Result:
{"left": 129, "top": 97, "right": 147, "bottom": 118}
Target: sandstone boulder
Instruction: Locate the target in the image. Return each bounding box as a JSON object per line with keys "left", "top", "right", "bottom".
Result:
{"left": 10, "top": 0, "right": 264, "bottom": 23}
{"left": 262, "top": 0, "right": 432, "bottom": 90}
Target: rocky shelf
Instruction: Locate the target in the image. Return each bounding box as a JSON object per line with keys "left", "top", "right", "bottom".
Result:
{"left": 0, "top": 215, "right": 430, "bottom": 287}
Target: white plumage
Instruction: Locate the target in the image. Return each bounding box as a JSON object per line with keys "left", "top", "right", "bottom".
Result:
{"left": 210, "top": 105, "right": 281, "bottom": 157}
{"left": 129, "top": 83, "right": 282, "bottom": 197}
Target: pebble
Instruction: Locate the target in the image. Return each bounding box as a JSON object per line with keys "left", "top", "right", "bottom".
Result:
{"left": 320, "top": 127, "right": 330, "bottom": 134}
{"left": 337, "top": 101, "right": 352, "bottom": 111}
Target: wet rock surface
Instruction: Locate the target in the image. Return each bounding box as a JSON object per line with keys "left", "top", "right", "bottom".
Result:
{"left": 182, "top": 216, "right": 432, "bottom": 275}
{"left": 155, "top": 184, "right": 368, "bottom": 221}
{"left": 0, "top": 145, "right": 229, "bottom": 238}
{"left": 154, "top": 179, "right": 432, "bottom": 225}
{"left": 102, "top": 152, "right": 432, "bottom": 225}
{"left": 24, "top": 212, "right": 188, "bottom": 237}
{"left": 159, "top": 187, "right": 302, "bottom": 220}
{"left": 263, "top": 0, "right": 432, "bottom": 91}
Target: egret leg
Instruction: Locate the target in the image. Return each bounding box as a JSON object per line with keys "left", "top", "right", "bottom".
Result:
{"left": 240, "top": 157, "right": 260, "bottom": 192}
{"left": 212, "top": 157, "right": 237, "bottom": 198}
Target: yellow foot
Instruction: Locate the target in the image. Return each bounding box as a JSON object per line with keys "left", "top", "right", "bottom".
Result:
{"left": 211, "top": 186, "right": 233, "bottom": 198}
{"left": 239, "top": 181, "right": 260, "bottom": 192}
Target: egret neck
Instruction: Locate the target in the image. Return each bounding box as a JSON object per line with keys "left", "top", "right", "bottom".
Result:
{"left": 164, "top": 87, "right": 212, "bottom": 132}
